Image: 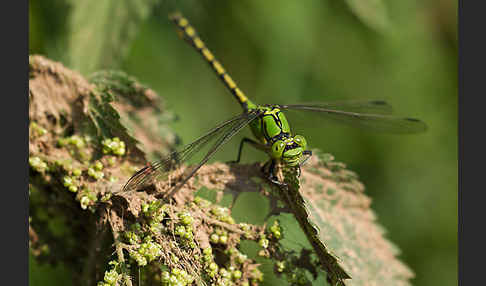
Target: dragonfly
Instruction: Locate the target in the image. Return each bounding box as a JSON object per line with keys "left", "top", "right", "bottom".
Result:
{"left": 122, "top": 12, "right": 427, "bottom": 194}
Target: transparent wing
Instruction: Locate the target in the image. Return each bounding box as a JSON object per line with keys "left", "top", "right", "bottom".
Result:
{"left": 276, "top": 102, "right": 427, "bottom": 134}
{"left": 280, "top": 99, "right": 394, "bottom": 115}
{"left": 121, "top": 110, "right": 261, "bottom": 193}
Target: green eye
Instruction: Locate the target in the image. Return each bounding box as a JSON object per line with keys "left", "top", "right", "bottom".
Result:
{"left": 271, "top": 140, "right": 286, "bottom": 159}
{"left": 294, "top": 135, "right": 307, "bottom": 149}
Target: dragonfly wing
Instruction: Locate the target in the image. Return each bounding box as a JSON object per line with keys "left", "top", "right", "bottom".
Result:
{"left": 165, "top": 109, "right": 261, "bottom": 197}
{"left": 121, "top": 110, "right": 261, "bottom": 193}
{"left": 277, "top": 104, "right": 427, "bottom": 134}
{"left": 277, "top": 99, "right": 394, "bottom": 115}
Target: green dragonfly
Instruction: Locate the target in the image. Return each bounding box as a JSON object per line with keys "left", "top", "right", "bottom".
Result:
{"left": 122, "top": 12, "right": 427, "bottom": 194}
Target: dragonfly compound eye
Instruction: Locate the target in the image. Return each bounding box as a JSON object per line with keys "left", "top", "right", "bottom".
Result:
{"left": 293, "top": 135, "right": 307, "bottom": 149}
{"left": 271, "top": 140, "right": 286, "bottom": 159}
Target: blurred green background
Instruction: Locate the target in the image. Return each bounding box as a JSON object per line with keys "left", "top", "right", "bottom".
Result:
{"left": 29, "top": 0, "right": 457, "bottom": 285}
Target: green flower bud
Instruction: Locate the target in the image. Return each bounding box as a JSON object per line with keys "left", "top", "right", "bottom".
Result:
{"left": 236, "top": 253, "right": 247, "bottom": 264}
{"left": 210, "top": 233, "right": 220, "bottom": 244}
{"left": 258, "top": 236, "right": 269, "bottom": 249}
{"left": 68, "top": 185, "right": 78, "bottom": 193}
{"left": 87, "top": 167, "right": 96, "bottom": 177}
{"left": 219, "top": 235, "right": 228, "bottom": 244}
{"left": 103, "top": 269, "right": 119, "bottom": 284}
{"left": 219, "top": 268, "right": 230, "bottom": 278}
{"left": 232, "top": 270, "right": 242, "bottom": 280}
{"left": 63, "top": 176, "right": 73, "bottom": 187}
{"left": 57, "top": 138, "right": 68, "bottom": 147}
{"left": 175, "top": 225, "right": 186, "bottom": 237}
{"left": 80, "top": 196, "right": 90, "bottom": 210}
{"left": 94, "top": 161, "right": 103, "bottom": 171}
{"left": 178, "top": 212, "right": 194, "bottom": 225}
{"left": 73, "top": 169, "right": 82, "bottom": 177}
{"left": 203, "top": 247, "right": 212, "bottom": 255}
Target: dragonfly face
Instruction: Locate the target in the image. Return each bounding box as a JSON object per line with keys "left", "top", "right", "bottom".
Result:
{"left": 270, "top": 134, "right": 308, "bottom": 166}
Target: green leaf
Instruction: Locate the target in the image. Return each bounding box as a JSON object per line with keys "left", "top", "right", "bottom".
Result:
{"left": 67, "top": 0, "right": 160, "bottom": 74}
{"left": 344, "top": 0, "right": 390, "bottom": 32}
{"left": 88, "top": 70, "right": 178, "bottom": 161}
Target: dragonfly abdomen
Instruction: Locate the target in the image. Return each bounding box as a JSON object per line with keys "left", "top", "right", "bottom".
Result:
{"left": 169, "top": 12, "right": 256, "bottom": 111}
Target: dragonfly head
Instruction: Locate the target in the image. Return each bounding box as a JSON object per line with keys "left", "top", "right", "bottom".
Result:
{"left": 270, "top": 135, "right": 308, "bottom": 167}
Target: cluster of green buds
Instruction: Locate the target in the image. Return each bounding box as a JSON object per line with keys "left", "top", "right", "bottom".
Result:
{"left": 202, "top": 247, "right": 219, "bottom": 278}
{"left": 142, "top": 200, "right": 168, "bottom": 235}
{"left": 57, "top": 134, "right": 91, "bottom": 161}
{"left": 102, "top": 137, "right": 126, "bottom": 156}
{"left": 129, "top": 237, "right": 162, "bottom": 267}
{"left": 72, "top": 168, "right": 82, "bottom": 177}
{"left": 204, "top": 247, "right": 247, "bottom": 285}
{"left": 97, "top": 261, "right": 122, "bottom": 286}
{"left": 29, "top": 122, "right": 47, "bottom": 137}
{"left": 273, "top": 255, "right": 312, "bottom": 286}
{"left": 87, "top": 161, "right": 104, "bottom": 180}
{"left": 178, "top": 211, "right": 194, "bottom": 225}
{"left": 148, "top": 220, "right": 163, "bottom": 234}
{"left": 250, "top": 268, "right": 264, "bottom": 285}
{"left": 79, "top": 188, "right": 97, "bottom": 210}
{"left": 210, "top": 228, "right": 228, "bottom": 245}
{"left": 225, "top": 248, "right": 248, "bottom": 265}
{"left": 275, "top": 261, "right": 286, "bottom": 273}
{"left": 194, "top": 197, "right": 237, "bottom": 224}
{"left": 174, "top": 211, "right": 196, "bottom": 248}
{"left": 229, "top": 267, "right": 242, "bottom": 280}
{"left": 210, "top": 206, "right": 235, "bottom": 224}
{"left": 269, "top": 220, "right": 282, "bottom": 239}
{"left": 124, "top": 223, "right": 142, "bottom": 245}
{"left": 142, "top": 200, "right": 166, "bottom": 221}
{"left": 203, "top": 247, "right": 255, "bottom": 285}
{"left": 258, "top": 234, "right": 269, "bottom": 249}
{"left": 58, "top": 135, "right": 86, "bottom": 148}
{"left": 161, "top": 267, "right": 195, "bottom": 286}
{"left": 216, "top": 266, "right": 242, "bottom": 285}
{"left": 287, "top": 268, "right": 310, "bottom": 285}
{"left": 174, "top": 225, "right": 195, "bottom": 248}
{"left": 193, "top": 196, "right": 211, "bottom": 208}
{"left": 238, "top": 223, "right": 253, "bottom": 239}
{"left": 194, "top": 197, "right": 235, "bottom": 224}
{"left": 29, "top": 156, "right": 49, "bottom": 173}
{"left": 62, "top": 175, "right": 80, "bottom": 193}
{"left": 51, "top": 158, "right": 77, "bottom": 174}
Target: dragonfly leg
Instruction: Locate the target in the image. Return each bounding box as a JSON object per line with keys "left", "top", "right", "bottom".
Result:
{"left": 300, "top": 150, "right": 313, "bottom": 166}
{"left": 228, "top": 137, "right": 265, "bottom": 163}
{"left": 262, "top": 160, "right": 286, "bottom": 186}
{"left": 303, "top": 150, "right": 313, "bottom": 156}
{"left": 260, "top": 161, "right": 269, "bottom": 174}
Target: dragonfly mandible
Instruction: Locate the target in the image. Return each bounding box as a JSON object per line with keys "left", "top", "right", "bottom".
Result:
{"left": 122, "top": 12, "right": 427, "bottom": 194}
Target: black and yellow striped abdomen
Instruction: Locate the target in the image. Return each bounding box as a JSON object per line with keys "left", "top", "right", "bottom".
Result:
{"left": 169, "top": 12, "right": 256, "bottom": 111}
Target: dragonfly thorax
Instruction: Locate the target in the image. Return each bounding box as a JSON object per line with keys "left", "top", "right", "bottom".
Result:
{"left": 261, "top": 107, "right": 291, "bottom": 141}
{"left": 248, "top": 106, "right": 291, "bottom": 143}
{"left": 248, "top": 106, "right": 308, "bottom": 166}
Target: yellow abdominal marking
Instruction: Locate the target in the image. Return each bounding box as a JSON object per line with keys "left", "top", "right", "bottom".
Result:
{"left": 170, "top": 12, "right": 250, "bottom": 107}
